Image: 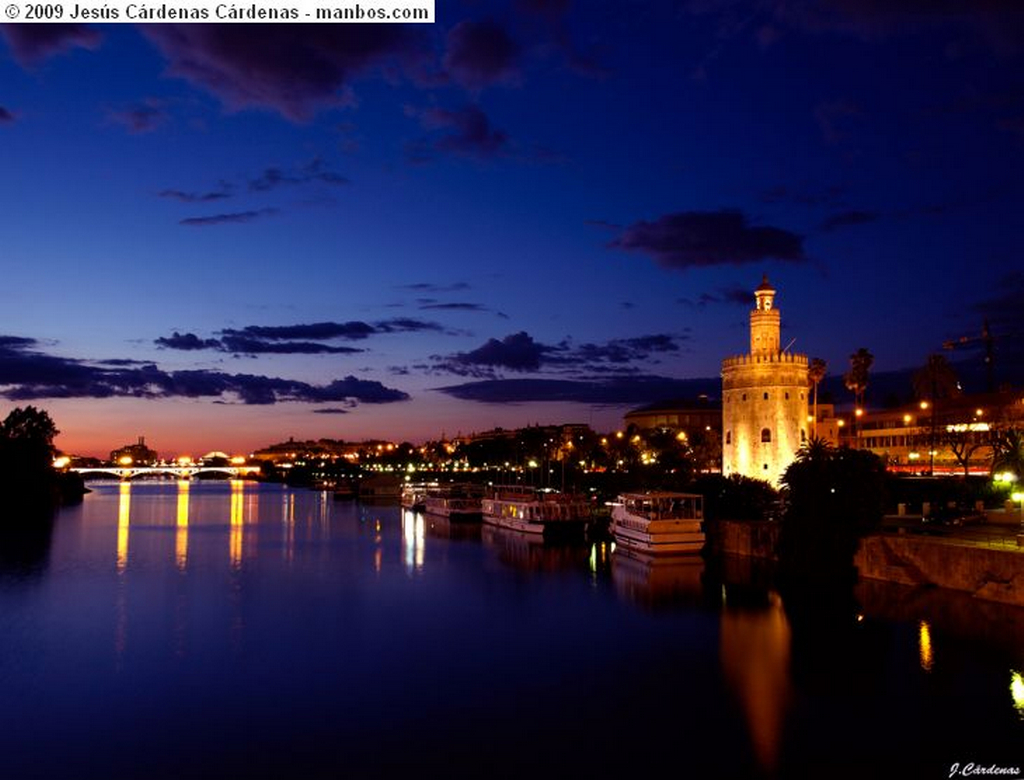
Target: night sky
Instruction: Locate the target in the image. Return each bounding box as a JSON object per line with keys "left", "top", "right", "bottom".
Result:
{"left": 2, "top": 3, "right": 1023, "bottom": 457}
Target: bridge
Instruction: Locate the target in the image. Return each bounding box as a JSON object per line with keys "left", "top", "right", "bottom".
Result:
{"left": 73, "top": 466, "right": 261, "bottom": 480}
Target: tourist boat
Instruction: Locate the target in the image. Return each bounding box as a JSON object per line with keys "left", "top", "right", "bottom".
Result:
{"left": 423, "top": 483, "right": 483, "bottom": 521}
{"left": 400, "top": 481, "right": 433, "bottom": 512}
{"left": 481, "top": 485, "right": 592, "bottom": 537}
{"left": 610, "top": 492, "right": 705, "bottom": 554}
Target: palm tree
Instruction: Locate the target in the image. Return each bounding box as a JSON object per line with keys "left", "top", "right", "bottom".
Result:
{"left": 843, "top": 348, "right": 873, "bottom": 440}
{"left": 991, "top": 427, "right": 1024, "bottom": 481}
{"left": 912, "top": 354, "right": 960, "bottom": 476}
{"left": 808, "top": 358, "right": 827, "bottom": 437}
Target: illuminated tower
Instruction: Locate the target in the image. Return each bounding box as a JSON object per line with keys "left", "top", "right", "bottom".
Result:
{"left": 721, "top": 276, "right": 809, "bottom": 486}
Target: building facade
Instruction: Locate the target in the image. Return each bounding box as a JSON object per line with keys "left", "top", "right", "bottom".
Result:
{"left": 841, "top": 390, "right": 1024, "bottom": 474}
{"left": 721, "top": 276, "right": 809, "bottom": 485}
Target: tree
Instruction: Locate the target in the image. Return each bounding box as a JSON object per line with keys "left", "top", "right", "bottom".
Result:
{"left": 844, "top": 348, "right": 873, "bottom": 441}
{"left": 912, "top": 354, "right": 960, "bottom": 475}
{"left": 843, "top": 348, "right": 873, "bottom": 410}
{"left": 0, "top": 406, "right": 62, "bottom": 516}
{"left": 991, "top": 427, "right": 1024, "bottom": 481}
{"left": 778, "top": 439, "right": 886, "bottom": 585}
{"left": 808, "top": 358, "right": 827, "bottom": 437}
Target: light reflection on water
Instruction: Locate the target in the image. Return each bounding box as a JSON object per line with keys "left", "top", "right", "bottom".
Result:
{"left": 0, "top": 481, "right": 1019, "bottom": 779}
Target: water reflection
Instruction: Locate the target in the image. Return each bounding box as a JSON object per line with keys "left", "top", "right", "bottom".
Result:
{"left": 610, "top": 548, "right": 704, "bottom": 608}
{"left": 919, "top": 620, "right": 934, "bottom": 673}
{"left": 720, "top": 592, "right": 792, "bottom": 775}
{"left": 229, "top": 480, "right": 244, "bottom": 569}
{"left": 1011, "top": 671, "right": 1024, "bottom": 718}
{"left": 402, "top": 510, "right": 425, "bottom": 573}
{"left": 482, "top": 525, "right": 589, "bottom": 573}
{"left": 282, "top": 492, "right": 295, "bottom": 566}
{"left": 175, "top": 480, "right": 189, "bottom": 571}
{"left": 116, "top": 481, "right": 130, "bottom": 572}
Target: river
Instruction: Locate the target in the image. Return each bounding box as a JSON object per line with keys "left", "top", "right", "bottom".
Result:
{"left": 0, "top": 480, "right": 1020, "bottom": 778}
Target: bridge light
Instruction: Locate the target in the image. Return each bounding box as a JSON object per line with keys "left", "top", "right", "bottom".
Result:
{"left": 118, "top": 456, "right": 133, "bottom": 466}
{"left": 230, "top": 456, "right": 246, "bottom": 465}
{"left": 177, "top": 456, "right": 193, "bottom": 465}
{"left": 52, "top": 456, "right": 70, "bottom": 469}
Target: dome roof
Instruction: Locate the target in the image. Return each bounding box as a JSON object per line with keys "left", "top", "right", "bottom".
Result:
{"left": 755, "top": 274, "right": 775, "bottom": 293}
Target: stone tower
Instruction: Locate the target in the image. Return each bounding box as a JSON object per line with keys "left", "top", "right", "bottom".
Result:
{"left": 721, "top": 276, "right": 809, "bottom": 485}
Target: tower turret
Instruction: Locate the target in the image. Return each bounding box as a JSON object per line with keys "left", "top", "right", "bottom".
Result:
{"left": 750, "top": 275, "right": 781, "bottom": 355}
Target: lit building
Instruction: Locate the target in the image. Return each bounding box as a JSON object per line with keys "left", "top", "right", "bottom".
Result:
{"left": 721, "top": 276, "right": 809, "bottom": 485}
{"left": 110, "top": 436, "right": 158, "bottom": 466}
{"left": 624, "top": 396, "right": 722, "bottom": 436}
{"left": 842, "top": 389, "right": 1024, "bottom": 474}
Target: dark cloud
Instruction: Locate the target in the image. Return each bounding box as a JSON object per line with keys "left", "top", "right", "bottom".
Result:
{"left": 398, "top": 281, "right": 472, "bottom": 292}
{"left": 0, "top": 335, "right": 407, "bottom": 405}
{"left": 820, "top": 209, "right": 880, "bottom": 232}
{"left": 227, "top": 321, "right": 377, "bottom": 341}
{"left": 312, "top": 407, "right": 350, "bottom": 414}
{"left": 158, "top": 319, "right": 447, "bottom": 355}
{"left": 374, "top": 318, "right": 446, "bottom": 334}
{"left": 180, "top": 208, "right": 278, "bottom": 227}
{"left": 143, "top": 25, "right": 427, "bottom": 121}
{"left": 159, "top": 188, "right": 233, "bottom": 203}
{"left": 562, "top": 334, "right": 684, "bottom": 366}
{"left": 218, "top": 335, "right": 363, "bottom": 355}
{"left": 443, "top": 20, "right": 520, "bottom": 90}
{"left": 0, "top": 24, "right": 102, "bottom": 65}
{"left": 431, "top": 330, "right": 686, "bottom": 377}
{"left": 419, "top": 302, "right": 489, "bottom": 312}
{"left": 446, "top": 331, "right": 550, "bottom": 374}
{"left": 0, "top": 335, "right": 37, "bottom": 348}
{"left": 410, "top": 104, "right": 510, "bottom": 161}
{"left": 434, "top": 375, "right": 719, "bottom": 405}
{"left": 609, "top": 209, "right": 806, "bottom": 270}
{"left": 680, "top": 284, "right": 752, "bottom": 307}
{"left": 0, "top": 106, "right": 15, "bottom": 124}
{"left": 249, "top": 158, "right": 350, "bottom": 191}
{"left": 107, "top": 100, "right": 167, "bottom": 134}
{"left": 155, "top": 332, "right": 222, "bottom": 351}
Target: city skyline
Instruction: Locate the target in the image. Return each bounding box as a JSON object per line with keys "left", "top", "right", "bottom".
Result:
{"left": 2, "top": 5, "right": 1023, "bottom": 458}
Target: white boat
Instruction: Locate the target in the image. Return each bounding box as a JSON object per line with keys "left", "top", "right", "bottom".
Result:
{"left": 423, "top": 484, "right": 483, "bottom": 521}
{"left": 400, "top": 481, "right": 434, "bottom": 512}
{"left": 610, "top": 492, "right": 705, "bottom": 554}
{"left": 481, "top": 485, "right": 592, "bottom": 537}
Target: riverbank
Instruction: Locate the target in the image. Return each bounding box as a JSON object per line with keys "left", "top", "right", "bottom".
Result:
{"left": 710, "top": 519, "right": 1024, "bottom": 607}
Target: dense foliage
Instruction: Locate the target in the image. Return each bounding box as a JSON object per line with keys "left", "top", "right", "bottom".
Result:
{"left": 778, "top": 438, "right": 887, "bottom": 584}
{"left": 0, "top": 406, "right": 82, "bottom": 517}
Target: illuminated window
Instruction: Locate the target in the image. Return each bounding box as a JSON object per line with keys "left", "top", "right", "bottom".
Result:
{"left": 761, "top": 428, "right": 772, "bottom": 443}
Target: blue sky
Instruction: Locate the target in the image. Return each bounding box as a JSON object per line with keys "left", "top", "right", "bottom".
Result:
{"left": 1, "top": 4, "right": 1022, "bottom": 457}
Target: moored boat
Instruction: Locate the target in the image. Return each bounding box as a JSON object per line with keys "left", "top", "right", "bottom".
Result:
{"left": 423, "top": 483, "right": 483, "bottom": 521}
{"left": 400, "top": 481, "right": 434, "bottom": 512}
{"left": 610, "top": 491, "right": 705, "bottom": 554}
{"left": 481, "top": 485, "right": 592, "bottom": 537}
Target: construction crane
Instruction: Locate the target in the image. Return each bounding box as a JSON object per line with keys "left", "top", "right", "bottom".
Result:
{"left": 942, "top": 320, "right": 995, "bottom": 392}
